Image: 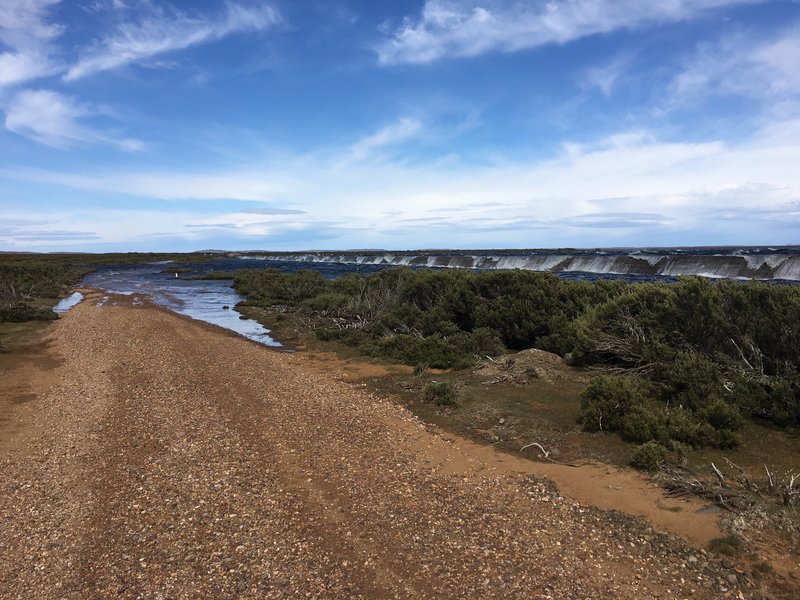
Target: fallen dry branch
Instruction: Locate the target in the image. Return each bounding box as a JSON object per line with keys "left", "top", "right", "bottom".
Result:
{"left": 520, "top": 442, "right": 550, "bottom": 458}
{"left": 519, "top": 442, "right": 581, "bottom": 468}
{"left": 660, "top": 462, "right": 800, "bottom": 512}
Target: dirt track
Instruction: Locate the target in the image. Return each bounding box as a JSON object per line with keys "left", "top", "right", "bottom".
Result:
{"left": 0, "top": 292, "right": 748, "bottom": 598}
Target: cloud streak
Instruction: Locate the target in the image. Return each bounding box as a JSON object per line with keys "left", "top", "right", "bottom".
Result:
{"left": 5, "top": 115, "right": 799, "bottom": 248}
{"left": 669, "top": 24, "right": 800, "bottom": 107}
{"left": 345, "top": 117, "right": 422, "bottom": 164}
{"left": 377, "top": 0, "right": 762, "bottom": 65}
{"left": 0, "top": 0, "right": 63, "bottom": 88}
{"left": 5, "top": 88, "right": 144, "bottom": 150}
{"left": 65, "top": 2, "right": 280, "bottom": 80}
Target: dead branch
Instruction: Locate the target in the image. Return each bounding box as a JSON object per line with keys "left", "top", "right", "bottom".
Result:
{"left": 520, "top": 442, "right": 581, "bottom": 468}
{"left": 765, "top": 464, "right": 775, "bottom": 494}
{"left": 724, "top": 458, "right": 758, "bottom": 493}
{"left": 520, "top": 442, "right": 550, "bottom": 458}
{"left": 728, "top": 336, "right": 754, "bottom": 371}
{"left": 710, "top": 462, "right": 726, "bottom": 486}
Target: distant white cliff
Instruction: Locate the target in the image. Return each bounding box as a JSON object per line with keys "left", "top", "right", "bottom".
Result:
{"left": 240, "top": 250, "right": 800, "bottom": 281}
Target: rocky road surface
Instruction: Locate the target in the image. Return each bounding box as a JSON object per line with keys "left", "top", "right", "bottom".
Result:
{"left": 0, "top": 292, "right": 750, "bottom": 598}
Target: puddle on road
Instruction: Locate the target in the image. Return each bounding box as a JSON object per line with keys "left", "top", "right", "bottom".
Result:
{"left": 83, "top": 265, "right": 281, "bottom": 347}
{"left": 53, "top": 292, "right": 84, "bottom": 313}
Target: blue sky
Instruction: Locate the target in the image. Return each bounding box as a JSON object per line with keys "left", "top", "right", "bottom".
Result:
{"left": 1, "top": 0, "right": 799, "bottom": 251}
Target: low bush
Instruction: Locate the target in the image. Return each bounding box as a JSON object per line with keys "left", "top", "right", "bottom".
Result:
{"left": 708, "top": 535, "right": 745, "bottom": 556}
{"left": 423, "top": 382, "right": 458, "bottom": 406}
{"left": 302, "top": 292, "right": 350, "bottom": 314}
{"left": 0, "top": 302, "right": 56, "bottom": 322}
{"left": 631, "top": 441, "right": 668, "bottom": 472}
{"left": 580, "top": 375, "right": 649, "bottom": 432}
{"left": 231, "top": 266, "right": 800, "bottom": 444}
{"left": 0, "top": 260, "right": 83, "bottom": 325}
{"left": 620, "top": 404, "right": 667, "bottom": 444}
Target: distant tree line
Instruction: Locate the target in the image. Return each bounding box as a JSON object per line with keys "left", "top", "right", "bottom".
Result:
{"left": 234, "top": 267, "right": 800, "bottom": 450}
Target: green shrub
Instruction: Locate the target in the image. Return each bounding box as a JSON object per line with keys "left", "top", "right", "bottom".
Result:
{"left": 580, "top": 375, "right": 649, "bottom": 432}
{"left": 464, "top": 327, "right": 506, "bottom": 357}
{"left": 708, "top": 535, "right": 744, "bottom": 556}
{"left": 620, "top": 404, "right": 667, "bottom": 443}
{"left": 423, "top": 382, "right": 458, "bottom": 406}
{"left": 315, "top": 327, "right": 341, "bottom": 342}
{"left": 303, "top": 292, "right": 350, "bottom": 314}
{"left": 667, "top": 440, "right": 691, "bottom": 461}
{"left": 195, "top": 270, "right": 236, "bottom": 280}
{"left": 765, "top": 380, "right": 799, "bottom": 426}
{"left": 665, "top": 408, "right": 706, "bottom": 447}
{"left": 664, "top": 352, "right": 723, "bottom": 410}
{"left": 631, "top": 441, "right": 668, "bottom": 472}
{"left": 697, "top": 398, "right": 744, "bottom": 432}
{"left": 230, "top": 266, "right": 800, "bottom": 438}
{"left": 0, "top": 302, "right": 56, "bottom": 322}
{"left": 413, "top": 363, "right": 429, "bottom": 376}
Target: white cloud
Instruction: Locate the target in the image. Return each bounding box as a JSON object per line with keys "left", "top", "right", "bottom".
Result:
{"left": 0, "top": 0, "right": 62, "bottom": 41}
{"left": 5, "top": 116, "right": 799, "bottom": 248}
{"left": 376, "top": 0, "right": 763, "bottom": 65}
{"left": 584, "top": 53, "right": 634, "bottom": 96}
{"left": 82, "top": 0, "right": 130, "bottom": 13}
{"left": 65, "top": 2, "right": 280, "bottom": 80}
{"left": 5, "top": 88, "right": 144, "bottom": 150}
{"left": 670, "top": 25, "right": 800, "bottom": 106}
{"left": 345, "top": 117, "right": 422, "bottom": 163}
{"left": 0, "top": 49, "right": 56, "bottom": 86}
{"left": 0, "top": 0, "right": 62, "bottom": 88}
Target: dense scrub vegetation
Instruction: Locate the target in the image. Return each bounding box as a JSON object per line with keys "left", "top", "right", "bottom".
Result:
{"left": 234, "top": 267, "right": 800, "bottom": 450}
{"left": 0, "top": 252, "right": 220, "bottom": 351}
{"left": 0, "top": 259, "right": 86, "bottom": 352}
{"left": 0, "top": 252, "right": 217, "bottom": 325}
{"left": 0, "top": 261, "right": 84, "bottom": 322}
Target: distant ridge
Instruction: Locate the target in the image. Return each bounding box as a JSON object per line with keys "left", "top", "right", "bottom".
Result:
{"left": 237, "top": 247, "right": 800, "bottom": 281}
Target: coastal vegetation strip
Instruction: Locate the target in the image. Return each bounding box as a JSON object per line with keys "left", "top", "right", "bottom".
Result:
{"left": 0, "top": 252, "right": 218, "bottom": 351}
{"left": 231, "top": 266, "right": 800, "bottom": 585}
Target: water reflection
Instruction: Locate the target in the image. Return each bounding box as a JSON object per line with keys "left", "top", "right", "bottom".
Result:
{"left": 53, "top": 292, "right": 84, "bottom": 313}
{"left": 83, "top": 265, "right": 281, "bottom": 347}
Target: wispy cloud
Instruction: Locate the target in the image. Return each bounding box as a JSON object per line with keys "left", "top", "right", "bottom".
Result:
{"left": 5, "top": 115, "right": 800, "bottom": 248}
{"left": 376, "top": 0, "right": 762, "bottom": 65}
{"left": 82, "top": 0, "right": 130, "bottom": 13}
{"left": 584, "top": 53, "right": 635, "bottom": 97}
{"left": 10, "top": 230, "right": 101, "bottom": 241}
{"left": 669, "top": 24, "right": 800, "bottom": 107}
{"left": 0, "top": 0, "right": 63, "bottom": 88}
{"left": 5, "top": 88, "right": 145, "bottom": 150}
{"left": 240, "top": 207, "right": 307, "bottom": 215}
{"left": 345, "top": 117, "right": 422, "bottom": 163}
{"left": 65, "top": 2, "right": 280, "bottom": 81}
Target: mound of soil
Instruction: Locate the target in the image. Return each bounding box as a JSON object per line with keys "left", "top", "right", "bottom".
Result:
{"left": 474, "top": 348, "right": 589, "bottom": 384}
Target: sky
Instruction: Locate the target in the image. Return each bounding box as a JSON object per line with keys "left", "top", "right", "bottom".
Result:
{"left": 1, "top": 0, "right": 799, "bottom": 252}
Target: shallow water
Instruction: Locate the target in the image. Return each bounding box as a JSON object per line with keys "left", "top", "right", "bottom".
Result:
{"left": 53, "top": 292, "right": 84, "bottom": 313}
{"left": 76, "top": 253, "right": 701, "bottom": 348}
{"left": 83, "top": 264, "right": 281, "bottom": 347}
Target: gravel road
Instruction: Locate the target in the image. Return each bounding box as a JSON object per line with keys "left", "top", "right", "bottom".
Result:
{"left": 0, "top": 292, "right": 750, "bottom": 598}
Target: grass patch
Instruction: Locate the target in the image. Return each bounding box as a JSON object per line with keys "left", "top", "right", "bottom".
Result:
{"left": 708, "top": 535, "right": 745, "bottom": 556}
{"left": 423, "top": 381, "right": 458, "bottom": 406}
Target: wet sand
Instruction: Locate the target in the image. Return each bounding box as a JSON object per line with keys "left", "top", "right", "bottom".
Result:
{"left": 0, "top": 291, "right": 750, "bottom": 598}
